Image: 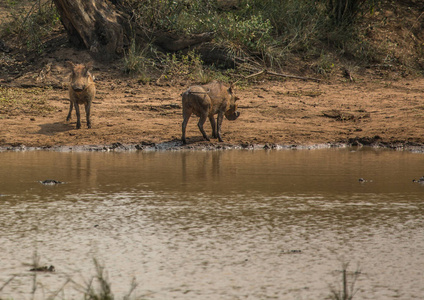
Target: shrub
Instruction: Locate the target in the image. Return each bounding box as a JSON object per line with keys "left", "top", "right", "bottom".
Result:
{"left": 1, "top": 1, "right": 60, "bottom": 52}
{"left": 118, "top": 0, "right": 383, "bottom": 72}
{"left": 323, "top": 0, "right": 380, "bottom": 27}
{"left": 158, "top": 50, "right": 206, "bottom": 82}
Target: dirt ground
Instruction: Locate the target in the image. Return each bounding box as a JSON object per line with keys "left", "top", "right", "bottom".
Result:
{"left": 1, "top": 45, "right": 424, "bottom": 151}
{"left": 1, "top": 0, "right": 424, "bottom": 151}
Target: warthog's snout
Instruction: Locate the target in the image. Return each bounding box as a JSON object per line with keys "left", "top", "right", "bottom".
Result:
{"left": 225, "top": 103, "right": 240, "bottom": 120}
{"left": 225, "top": 110, "right": 240, "bottom": 120}
{"left": 71, "top": 85, "right": 84, "bottom": 92}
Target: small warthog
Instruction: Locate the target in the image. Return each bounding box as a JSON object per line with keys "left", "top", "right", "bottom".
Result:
{"left": 182, "top": 80, "right": 240, "bottom": 144}
{"left": 66, "top": 61, "right": 96, "bottom": 129}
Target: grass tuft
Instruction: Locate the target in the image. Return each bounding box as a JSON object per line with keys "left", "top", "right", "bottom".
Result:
{"left": 329, "top": 262, "right": 361, "bottom": 300}
{"left": 84, "top": 258, "right": 114, "bottom": 300}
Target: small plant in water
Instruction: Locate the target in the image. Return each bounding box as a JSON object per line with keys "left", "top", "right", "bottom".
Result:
{"left": 0, "top": 275, "right": 16, "bottom": 293}
{"left": 329, "top": 262, "right": 361, "bottom": 300}
{"left": 81, "top": 258, "right": 139, "bottom": 300}
{"left": 84, "top": 258, "right": 114, "bottom": 300}
{"left": 1, "top": 254, "right": 141, "bottom": 299}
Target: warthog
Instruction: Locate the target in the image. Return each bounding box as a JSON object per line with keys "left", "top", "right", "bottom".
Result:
{"left": 182, "top": 80, "right": 240, "bottom": 144}
{"left": 66, "top": 61, "right": 96, "bottom": 129}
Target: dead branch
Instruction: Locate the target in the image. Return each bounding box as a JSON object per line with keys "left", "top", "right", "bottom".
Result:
{"left": 266, "top": 70, "right": 321, "bottom": 82}
{"left": 234, "top": 69, "right": 321, "bottom": 85}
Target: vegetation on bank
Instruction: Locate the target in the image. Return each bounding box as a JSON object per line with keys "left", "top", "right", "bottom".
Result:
{"left": 119, "top": 0, "right": 386, "bottom": 78}
{"left": 0, "top": 0, "right": 423, "bottom": 82}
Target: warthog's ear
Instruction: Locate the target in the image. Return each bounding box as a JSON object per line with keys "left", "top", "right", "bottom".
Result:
{"left": 84, "top": 62, "right": 94, "bottom": 78}
{"left": 85, "top": 61, "right": 94, "bottom": 70}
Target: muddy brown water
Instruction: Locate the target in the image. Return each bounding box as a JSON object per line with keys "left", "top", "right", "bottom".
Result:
{"left": 0, "top": 148, "right": 423, "bottom": 299}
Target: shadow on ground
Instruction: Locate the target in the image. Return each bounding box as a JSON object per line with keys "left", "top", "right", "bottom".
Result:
{"left": 36, "top": 122, "right": 74, "bottom": 135}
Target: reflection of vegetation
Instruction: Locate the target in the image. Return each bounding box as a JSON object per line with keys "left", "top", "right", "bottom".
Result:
{"left": 1, "top": 255, "right": 364, "bottom": 299}
{"left": 0, "top": 87, "right": 55, "bottom": 117}
{"left": 329, "top": 262, "right": 361, "bottom": 300}
{"left": 82, "top": 258, "right": 115, "bottom": 300}
{"left": 0, "top": 258, "right": 363, "bottom": 300}
{"left": 1, "top": 257, "right": 139, "bottom": 300}
{"left": 0, "top": 275, "right": 16, "bottom": 294}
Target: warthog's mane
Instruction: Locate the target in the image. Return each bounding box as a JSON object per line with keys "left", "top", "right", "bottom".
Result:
{"left": 187, "top": 87, "right": 210, "bottom": 94}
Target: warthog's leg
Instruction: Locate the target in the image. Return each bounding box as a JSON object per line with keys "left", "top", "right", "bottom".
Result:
{"left": 209, "top": 115, "right": 217, "bottom": 138}
{"left": 216, "top": 112, "right": 224, "bottom": 142}
{"left": 74, "top": 103, "right": 81, "bottom": 129}
{"left": 198, "top": 113, "right": 210, "bottom": 141}
{"left": 182, "top": 107, "right": 192, "bottom": 144}
{"left": 85, "top": 102, "right": 92, "bottom": 128}
{"left": 66, "top": 101, "right": 73, "bottom": 121}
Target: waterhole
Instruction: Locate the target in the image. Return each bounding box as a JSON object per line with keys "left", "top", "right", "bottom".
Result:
{"left": 0, "top": 148, "right": 423, "bottom": 299}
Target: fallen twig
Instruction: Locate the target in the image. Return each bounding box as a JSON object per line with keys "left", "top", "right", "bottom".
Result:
{"left": 234, "top": 68, "right": 321, "bottom": 85}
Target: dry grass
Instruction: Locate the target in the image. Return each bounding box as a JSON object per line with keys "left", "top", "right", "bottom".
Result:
{"left": 0, "top": 87, "right": 55, "bottom": 117}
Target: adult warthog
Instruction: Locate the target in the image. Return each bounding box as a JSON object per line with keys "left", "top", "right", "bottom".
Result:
{"left": 181, "top": 80, "right": 240, "bottom": 144}
{"left": 66, "top": 61, "right": 96, "bottom": 129}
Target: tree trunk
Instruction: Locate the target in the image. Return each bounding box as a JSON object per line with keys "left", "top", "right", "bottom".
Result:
{"left": 52, "top": 0, "right": 126, "bottom": 60}
{"left": 53, "top": 0, "right": 215, "bottom": 60}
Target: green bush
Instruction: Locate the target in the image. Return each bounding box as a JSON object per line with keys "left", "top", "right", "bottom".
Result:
{"left": 119, "top": 0, "right": 382, "bottom": 71}
{"left": 323, "top": 0, "right": 379, "bottom": 27}
{"left": 123, "top": 40, "right": 156, "bottom": 77}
